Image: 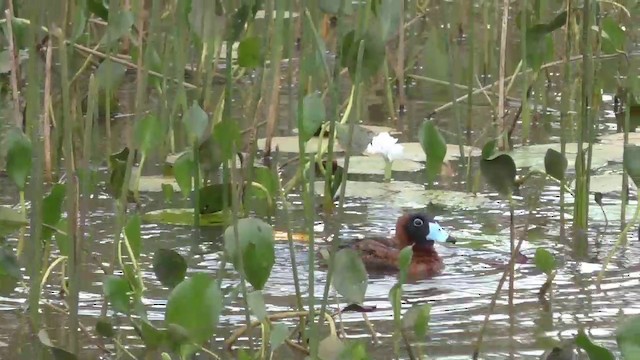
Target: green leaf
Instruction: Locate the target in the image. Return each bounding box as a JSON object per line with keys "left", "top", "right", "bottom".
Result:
{"left": 246, "top": 166, "right": 278, "bottom": 201}
{"left": 197, "top": 183, "right": 233, "bottom": 214}
{"left": 481, "top": 139, "right": 497, "bottom": 160}
{"left": 54, "top": 219, "right": 71, "bottom": 257}
{"left": 173, "top": 151, "right": 195, "bottom": 198}
{"left": 300, "top": 92, "right": 326, "bottom": 143}
{"left": 397, "top": 246, "right": 413, "bottom": 281}
{"left": 188, "top": 0, "right": 225, "bottom": 47}
{"left": 623, "top": 144, "right": 640, "bottom": 188}
{"left": 96, "top": 317, "right": 115, "bottom": 338}
{"left": 101, "top": 10, "right": 134, "bottom": 45}
{"left": 0, "top": 206, "right": 27, "bottom": 236}
{"left": 0, "top": 245, "right": 21, "bottom": 279}
{"left": 575, "top": 329, "right": 615, "bottom": 360}
{"left": 544, "top": 148, "right": 568, "bottom": 181}
{"left": 183, "top": 101, "right": 209, "bottom": 144}
{"left": 5, "top": 128, "right": 32, "bottom": 190}
{"left": 524, "top": 26, "right": 554, "bottom": 71}
{"left": 340, "top": 30, "right": 385, "bottom": 82}
{"left": 402, "top": 303, "right": 431, "bottom": 338}
{"left": 87, "top": 0, "right": 109, "bottom": 21}
{"left": 331, "top": 248, "right": 368, "bottom": 304}
{"left": 601, "top": 16, "right": 625, "bottom": 54}
{"left": 165, "top": 273, "right": 223, "bottom": 345}
{"left": 38, "top": 329, "right": 78, "bottom": 360}
{"left": 419, "top": 120, "right": 447, "bottom": 182}
{"left": 534, "top": 248, "right": 556, "bottom": 275}
{"left": 108, "top": 147, "right": 130, "bottom": 198}
{"left": 132, "top": 319, "right": 166, "bottom": 350}
{"left": 617, "top": 315, "right": 640, "bottom": 359}
{"left": 153, "top": 249, "right": 187, "bottom": 288}
{"left": 335, "top": 124, "right": 375, "bottom": 154}
{"left": 318, "top": 335, "right": 345, "bottom": 360}
{"left": 480, "top": 154, "right": 517, "bottom": 197}
{"left": 124, "top": 214, "right": 142, "bottom": 260}
{"left": 247, "top": 290, "right": 267, "bottom": 321}
{"left": 378, "top": 0, "right": 401, "bottom": 41}
{"left": 103, "top": 275, "right": 131, "bottom": 314}
{"left": 41, "top": 184, "right": 66, "bottom": 242}
{"left": 134, "top": 114, "right": 164, "bottom": 154}
{"left": 224, "top": 218, "right": 275, "bottom": 290}
{"left": 95, "top": 59, "right": 127, "bottom": 95}
{"left": 212, "top": 118, "right": 241, "bottom": 161}
{"left": 162, "top": 183, "right": 174, "bottom": 203}
{"left": 545, "top": 11, "right": 568, "bottom": 33}
{"left": 269, "top": 323, "right": 289, "bottom": 351}
{"left": 388, "top": 283, "right": 402, "bottom": 322}
{"left": 238, "top": 36, "right": 263, "bottom": 68}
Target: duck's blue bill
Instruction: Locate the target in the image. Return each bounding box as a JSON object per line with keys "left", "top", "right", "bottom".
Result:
{"left": 427, "top": 222, "right": 450, "bottom": 243}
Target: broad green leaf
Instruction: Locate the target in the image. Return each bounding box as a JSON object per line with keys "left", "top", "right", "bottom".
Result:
{"left": 38, "top": 329, "right": 78, "bottom": 360}
{"left": 96, "top": 318, "right": 115, "bottom": 338}
{"left": 388, "top": 283, "right": 402, "bottom": 322}
{"left": 134, "top": 114, "right": 164, "bottom": 153}
{"left": 397, "top": 246, "right": 413, "bottom": 282}
{"left": 5, "top": 128, "right": 32, "bottom": 190}
{"left": 534, "top": 248, "right": 556, "bottom": 275}
{"left": 188, "top": 0, "right": 225, "bottom": 47}
{"left": 300, "top": 92, "right": 326, "bottom": 142}
{"left": 173, "top": 151, "right": 194, "bottom": 198}
{"left": 54, "top": 219, "right": 71, "bottom": 257}
{"left": 575, "top": 329, "right": 615, "bottom": 360}
{"left": 546, "top": 11, "right": 568, "bottom": 33}
{"left": 95, "top": 60, "right": 126, "bottom": 94}
{"left": 246, "top": 166, "right": 278, "bottom": 201}
{"left": 419, "top": 120, "right": 447, "bottom": 182}
{"left": 183, "top": 101, "right": 209, "bottom": 144}
{"left": 247, "top": 290, "right": 267, "bottom": 321}
{"left": 212, "top": 118, "right": 241, "bottom": 162}
{"left": 480, "top": 154, "right": 517, "bottom": 197}
{"left": 340, "top": 30, "right": 385, "bottom": 81}
{"left": 269, "top": 323, "right": 289, "bottom": 351}
{"left": 132, "top": 318, "right": 166, "bottom": 350}
{"left": 0, "top": 206, "right": 27, "bottom": 236}
{"left": 481, "top": 139, "right": 497, "bottom": 160}
{"left": 623, "top": 144, "right": 640, "bottom": 188}
{"left": 601, "top": 16, "right": 625, "bottom": 54}
{"left": 124, "top": 214, "right": 142, "bottom": 260}
{"left": 617, "top": 315, "right": 640, "bottom": 359}
{"left": 237, "top": 36, "right": 263, "bottom": 68}
{"left": 42, "top": 184, "right": 66, "bottom": 242}
{"left": 197, "top": 183, "right": 233, "bottom": 214}
{"left": 378, "top": 0, "right": 401, "bottom": 41}
{"left": 101, "top": 10, "right": 134, "bottom": 45}
{"left": 107, "top": 147, "right": 130, "bottom": 199}
{"left": 331, "top": 248, "right": 368, "bottom": 304}
{"left": 402, "top": 303, "right": 431, "bottom": 338}
{"left": 339, "top": 341, "right": 368, "bottom": 360}
{"left": 153, "top": 249, "right": 187, "bottom": 288}
{"left": 318, "top": 335, "right": 345, "bottom": 360}
{"left": 544, "top": 148, "right": 568, "bottom": 181}
{"left": 224, "top": 218, "right": 275, "bottom": 290}
{"left": 335, "top": 124, "right": 375, "bottom": 154}
{"left": 524, "top": 25, "right": 554, "bottom": 71}
{"left": 165, "top": 273, "right": 223, "bottom": 345}
{"left": 0, "top": 245, "right": 20, "bottom": 279}
{"left": 103, "top": 275, "right": 132, "bottom": 314}
{"left": 87, "top": 0, "right": 109, "bottom": 21}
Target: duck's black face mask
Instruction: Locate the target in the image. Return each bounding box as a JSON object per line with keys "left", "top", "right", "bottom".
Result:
{"left": 404, "top": 213, "right": 456, "bottom": 247}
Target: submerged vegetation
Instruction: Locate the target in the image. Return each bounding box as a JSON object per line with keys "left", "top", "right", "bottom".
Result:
{"left": 2, "top": 0, "right": 640, "bottom": 359}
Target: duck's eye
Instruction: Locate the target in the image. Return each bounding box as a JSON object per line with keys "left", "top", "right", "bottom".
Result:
{"left": 412, "top": 218, "right": 424, "bottom": 227}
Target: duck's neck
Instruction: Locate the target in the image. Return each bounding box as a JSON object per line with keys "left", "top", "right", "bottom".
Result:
{"left": 412, "top": 245, "right": 441, "bottom": 261}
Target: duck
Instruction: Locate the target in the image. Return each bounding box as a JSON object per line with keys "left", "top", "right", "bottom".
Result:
{"left": 349, "top": 212, "right": 456, "bottom": 277}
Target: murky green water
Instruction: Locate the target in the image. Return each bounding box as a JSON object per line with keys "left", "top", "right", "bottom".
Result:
{"left": 1, "top": 55, "right": 639, "bottom": 360}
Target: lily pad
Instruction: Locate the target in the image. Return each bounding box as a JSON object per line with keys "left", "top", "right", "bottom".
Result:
{"left": 136, "top": 175, "right": 182, "bottom": 193}
{"left": 314, "top": 181, "right": 490, "bottom": 210}
{"left": 142, "top": 208, "right": 228, "bottom": 227}
{"left": 336, "top": 156, "right": 422, "bottom": 175}
{"left": 598, "top": 132, "right": 640, "bottom": 145}
{"left": 400, "top": 142, "right": 480, "bottom": 162}
{"left": 509, "top": 143, "right": 619, "bottom": 171}
{"left": 571, "top": 174, "right": 636, "bottom": 193}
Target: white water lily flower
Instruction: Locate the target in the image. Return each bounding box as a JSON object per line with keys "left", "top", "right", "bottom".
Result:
{"left": 365, "top": 132, "right": 404, "bottom": 162}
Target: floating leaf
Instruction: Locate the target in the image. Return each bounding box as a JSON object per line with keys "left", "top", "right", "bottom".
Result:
{"left": 153, "top": 249, "right": 187, "bottom": 288}
{"left": 300, "top": 92, "right": 326, "bottom": 142}
{"left": 95, "top": 60, "right": 127, "bottom": 94}
{"left": 340, "top": 30, "right": 385, "bottom": 81}
{"left": 481, "top": 139, "right": 497, "bottom": 160}
{"left": 38, "top": 329, "right": 78, "bottom": 360}
{"left": 419, "top": 120, "right": 447, "bottom": 182}
{"left": 103, "top": 275, "right": 131, "bottom": 314}
{"left": 134, "top": 114, "right": 164, "bottom": 154}
{"left": 237, "top": 36, "right": 263, "bottom": 68}
{"left": 247, "top": 290, "right": 267, "bottom": 321}
{"left": 318, "top": 335, "right": 345, "bottom": 360}
{"left": 5, "top": 128, "right": 32, "bottom": 190}
{"left": 575, "top": 329, "right": 615, "bottom": 360}
{"left": 601, "top": 16, "right": 625, "bottom": 54}
{"left": 165, "top": 273, "right": 223, "bottom": 345}
{"left": 269, "top": 323, "right": 289, "bottom": 351}
{"left": 402, "top": 304, "right": 431, "bottom": 338}
{"left": 96, "top": 318, "right": 115, "bottom": 338}
{"left": 124, "top": 214, "right": 142, "bottom": 260}
{"left": 173, "top": 151, "right": 195, "bottom": 198}
{"left": 183, "top": 101, "right": 209, "bottom": 144}
{"left": 142, "top": 208, "right": 227, "bottom": 227}
{"left": 0, "top": 206, "right": 27, "bottom": 236}
{"left": 544, "top": 148, "right": 568, "bottom": 181}
{"left": 332, "top": 248, "right": 368, "bottom": 304}
{"left": 617, "top": 315, "right": 640, "bottom": 359}
{"left": 480, "top": 154, "right": 517, "bottom": 197}
{"left": 534, "top": 248, "right": 556, "bottom": 275}
{"left": 223, "top": 218, "right": 275, "bottom": 290}
{"left": 623, "top": 144, "right": 640, "bottom": 188}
